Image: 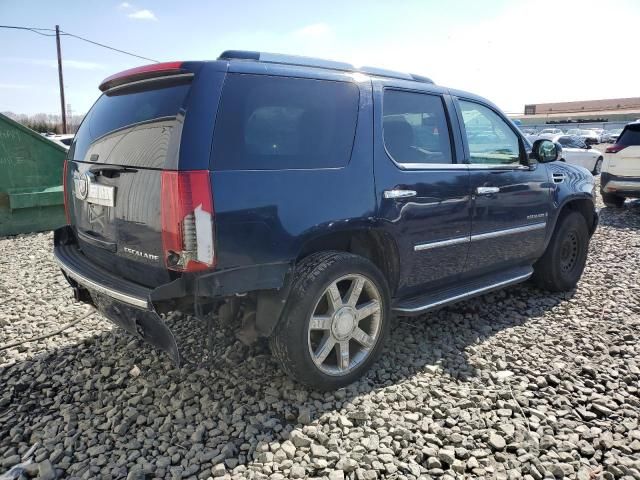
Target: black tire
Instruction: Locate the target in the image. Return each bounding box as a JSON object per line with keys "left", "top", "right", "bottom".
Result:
{"left": 532, "top": 211, "right": 590, "bottom": 292}
{"left": 270, "top": 251, "right": 391, "bottom": 390}
{"left": 592, "top": 157, "right": 603, "bottom": 175}
{"left": 602, "top": 192, "right": 625, "bottom": 208}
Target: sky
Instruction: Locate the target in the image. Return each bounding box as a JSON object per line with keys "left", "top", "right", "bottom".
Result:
{"left": 2, "top": 0, "right": 640, "bottom": 116}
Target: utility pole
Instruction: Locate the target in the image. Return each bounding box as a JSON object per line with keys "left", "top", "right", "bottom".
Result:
{"left": 55, "top": 25, "right": 67, "bottom": 134}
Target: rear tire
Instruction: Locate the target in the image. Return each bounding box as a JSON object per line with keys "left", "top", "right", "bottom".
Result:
{"left": 592, "top": 157, "right": 603, "bottom": 175}
{"left": 532, "top": 211, "right": 589, "bottom": 292}
{"left": 602, "top": 192, "right": 625, "bottom": 208}
{"left": 270, "top": 251, "right": 390, "bottom": 390}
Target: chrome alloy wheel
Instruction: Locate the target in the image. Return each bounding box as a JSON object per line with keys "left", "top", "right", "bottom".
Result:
{"left": 307, "top": 274, "right": 382, "bottom": 376}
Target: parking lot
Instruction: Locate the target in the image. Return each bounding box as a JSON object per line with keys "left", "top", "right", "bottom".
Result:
{"left": 1, "top": 187, "right": 639, "bottom": 480}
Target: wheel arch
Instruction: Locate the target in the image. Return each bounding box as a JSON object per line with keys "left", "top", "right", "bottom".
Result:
{"left": 254, "top": 228, "right": 400, "bottom": 338}
{"left": 551, "top": 196, "right": 598, "bottom": 240}
{"left": 295, "top": 229, "right": 401, "bottom": 296}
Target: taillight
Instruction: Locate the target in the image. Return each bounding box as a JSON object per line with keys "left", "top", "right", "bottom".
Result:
{"left": 62, "top": 160, "right": 71, "bottom": 224}
{"left": 161, "top": 170, "right": 215, "bottom": 272}
{"left": 99, "top": 61, "right": 185, "bottom": 91}
{"left": 605, "top": 144, "right": 627, "bottom": 154}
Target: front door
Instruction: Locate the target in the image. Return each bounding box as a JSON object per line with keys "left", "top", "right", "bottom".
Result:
{"left": 374, "top": 86, "right": 471, "bottom": 298}
{"left": 455, "top": 98, "right": 552, "bottom": 277}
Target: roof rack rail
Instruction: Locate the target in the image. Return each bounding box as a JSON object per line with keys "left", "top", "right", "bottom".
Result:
{"left": 218, "top": 50, "right": 434, "bottom": 84}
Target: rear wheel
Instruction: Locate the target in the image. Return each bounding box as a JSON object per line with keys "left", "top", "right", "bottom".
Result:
{"left": 602, "top": 192, "right": 625, "bottom": 208}
{"left": 270, "top": 251, "right": 390, "bottom": 390}
{"left": 533, "top": 211, "right": 590, "bottom": 292}
{"left": 592, "top": 157, "right": 603, "bottom": 175}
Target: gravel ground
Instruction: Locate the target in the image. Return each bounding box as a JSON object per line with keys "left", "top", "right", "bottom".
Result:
{"left": 1, "top": 190, "right": 639, "bottom": 480}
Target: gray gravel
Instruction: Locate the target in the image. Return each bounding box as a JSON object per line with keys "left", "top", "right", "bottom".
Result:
{"left": 1, "top": 191, "right": 639, "bottom": 480}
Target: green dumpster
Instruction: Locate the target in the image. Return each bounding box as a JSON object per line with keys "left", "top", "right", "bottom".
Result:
{"left": 0, "top": 113, "right": 68, "bottom": 236}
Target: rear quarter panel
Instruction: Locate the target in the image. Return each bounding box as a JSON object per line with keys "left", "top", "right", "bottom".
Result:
{"left": 210, "top": 75, "right": 376, "bottom": 270}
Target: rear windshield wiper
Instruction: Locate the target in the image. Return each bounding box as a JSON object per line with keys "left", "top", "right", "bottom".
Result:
{"left": 89, "top": 165, "right": 138, "bottom": 177}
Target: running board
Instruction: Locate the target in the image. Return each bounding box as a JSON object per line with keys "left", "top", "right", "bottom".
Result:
{"left": 393, "top": 266, "right": 533, "bottom": 315}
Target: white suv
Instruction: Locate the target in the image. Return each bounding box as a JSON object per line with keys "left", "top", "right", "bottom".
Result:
{"left": 601, "top": 123, "right": 640, "bottom": 207}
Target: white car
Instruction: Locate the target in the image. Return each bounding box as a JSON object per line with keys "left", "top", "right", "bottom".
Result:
{"left": 553, "top": 135, "right": 603, "bottom": 174}
{"left": 566, "top": 128, "right": 599, "bottom": 145}
{"left": 602, "top": 129, "right": 622, "bottom": 143}
{"left": 601, "top": 123, "right": 640, "bottom": 207}
{"left": 50, "top": 134, "right": 74, "bottom": 149}
{"left": 537, "top": 128, "right": 564, "bottom": 140}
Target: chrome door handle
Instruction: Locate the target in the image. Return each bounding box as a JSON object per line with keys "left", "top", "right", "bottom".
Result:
{"left": 384, "top": 189, "right": 417, "bottom": 199}
{"left": 476, "top": 186, "right": 500, "bottom": 195}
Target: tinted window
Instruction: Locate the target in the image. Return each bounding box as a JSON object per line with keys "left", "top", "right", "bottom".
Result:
{"left": 382, "top": 90, "right": 452, "bottom": 165}
{"left": 459, "top": 100, "right": 520, "bottom": 165}
{"left": 618, "top": 124, "right": 640, "bottom": 146}
{"left": 557, "top": 136, "right": 572, "bottom": 146}
{"left": 71, "top": 82, "right": 190, "bottom": 168}
{"left": 212, "top": 74, "right": 359, "bottom": 170}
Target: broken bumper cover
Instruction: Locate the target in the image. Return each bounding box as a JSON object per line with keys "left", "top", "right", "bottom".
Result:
{"left": 53, "top": 226, "right": 292, "bottom": 364}
{"left": 54, "top": 233, "right": 182, "bottom": 365}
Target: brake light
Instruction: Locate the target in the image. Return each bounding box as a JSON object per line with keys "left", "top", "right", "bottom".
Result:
{"left": 161, "top": 170, "right": 215, "bottom": 272}
{"left": 606, "top": 144, "right": 627, "bottom": 154}
{"left": 99, "top": 61, "right": 185, "bottom": 91}
{"left": 62, "top": 160, "right": 70, "bottom": 224}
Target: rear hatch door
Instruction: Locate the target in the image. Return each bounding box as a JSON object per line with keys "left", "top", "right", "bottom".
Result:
{"left": 67, "top": 72, "right": 193, "bottom": 287}
{"left": 608, "top": 123, "right": 640, "bottom": 176}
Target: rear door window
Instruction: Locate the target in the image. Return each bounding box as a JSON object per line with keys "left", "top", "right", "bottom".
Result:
{"left": 212, "top": 74, "right": 360, "bottom": 170}
{"left": 70, "top": 81, "right": 191, "bottom": 168}
{"left": 382, "top": 89, "right": 453, "bottom": 165}
{"left": 618, "top": 124, "right": 640, "bottom": 145}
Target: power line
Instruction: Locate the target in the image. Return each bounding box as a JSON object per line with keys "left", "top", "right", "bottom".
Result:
{"left": 0, "top": 25, "right": 57, "bottom": 36}
{"left": 0, "top": 24, "right": 158, "bottom": 62}
{"left": 60, "top": 30, "right": 159, "bottom": 63}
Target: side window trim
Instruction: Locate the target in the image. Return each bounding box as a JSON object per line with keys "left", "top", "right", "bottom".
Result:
{"left": 382, "top": 87, "right": 459, "bottom": 170}
{"left": 453, "top": 96, "right": 529, "bottom": 170}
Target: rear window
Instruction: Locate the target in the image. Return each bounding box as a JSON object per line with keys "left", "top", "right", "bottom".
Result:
{"left": 618, "top": 124, "right": 640, "bottom": 146}
{"left": 70, "top": 81, "right": 191, "bottom": 168}
{"left": 212, "top": 74, "right": 359, "bottom": 170}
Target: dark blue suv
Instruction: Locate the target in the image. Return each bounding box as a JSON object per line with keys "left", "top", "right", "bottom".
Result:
{"left": 54, "top": 51, "right": 598, "bottom": 389}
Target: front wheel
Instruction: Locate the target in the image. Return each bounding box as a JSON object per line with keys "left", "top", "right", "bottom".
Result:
{"left": 592, "top": 157, "right": 603, "bottom": 175}
{"left": 270, "top": 251, "right": 390, "bottom": 390}
{"left": 532, "top": 211, "right": 590, "bottom": 292}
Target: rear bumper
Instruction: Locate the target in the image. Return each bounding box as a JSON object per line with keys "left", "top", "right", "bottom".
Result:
{"left": 53, "top": 225, "right": 293, "bottom": 362}
{"left": 54, "top": 226, "right": 182, "bottom": 363}
{"left": 601, "top": 173, "right": 640, "bottom": 197}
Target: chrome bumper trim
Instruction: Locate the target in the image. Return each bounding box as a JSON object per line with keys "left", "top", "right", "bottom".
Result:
{"left": 54, "top": 250, "right": 150, "bottom": 309}
{"left": 603, "top": 179, "right": 640, "bottom": 192}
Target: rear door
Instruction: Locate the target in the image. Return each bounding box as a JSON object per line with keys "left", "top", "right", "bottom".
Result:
{"left": 67, "top": 76, "right": 194, "bottom": 287}
{"left": 454, "top": 98, "right": 552, "bottom": 277}
{"left": 374, "top": 83, "right": 471, "bottom": 298}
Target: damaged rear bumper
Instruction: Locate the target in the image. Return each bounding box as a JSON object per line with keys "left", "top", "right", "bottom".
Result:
{"left": 54, "top": 228, "right": 183, "bottom": 364}
{"left": 53, "top": 226, "right": 292, "bottom": 365}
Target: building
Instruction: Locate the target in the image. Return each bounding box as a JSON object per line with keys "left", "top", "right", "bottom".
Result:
{"left": 512, "top": 97, "right": 640, "bottom": 126}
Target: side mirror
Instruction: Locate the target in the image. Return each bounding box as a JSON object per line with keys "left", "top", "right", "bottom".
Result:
{"left": 585, "top": 144, "right": 592, "bottom": 150}
{"left": 530, "top": 139, "right": 561, "bottom": 163}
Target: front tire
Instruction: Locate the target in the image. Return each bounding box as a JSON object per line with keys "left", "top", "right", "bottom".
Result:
{"left": 602, "top": 192, "right": 625, "bottom": 208}
{"left": 270, "top": 251, "right": 390, "bottom": 390}
{"left": 533, "top": 211, "right": 590, "bottom": 292}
